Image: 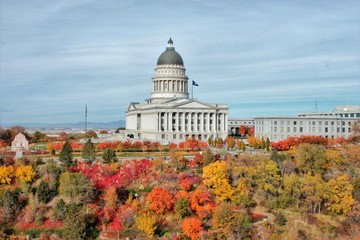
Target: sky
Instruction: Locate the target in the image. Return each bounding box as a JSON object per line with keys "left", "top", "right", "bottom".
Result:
{"left": 0, "top": 0, "right": 359, "bottom": 125}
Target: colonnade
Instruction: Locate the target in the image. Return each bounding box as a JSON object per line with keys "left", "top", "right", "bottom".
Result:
{"left": 153, "top": 80, "right": 188, "bottom": 93}
{"left": 157, "top": 111, "right": 227, "bottom": 133}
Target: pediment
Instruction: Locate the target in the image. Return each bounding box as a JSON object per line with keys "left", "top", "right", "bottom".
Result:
{"left": 172, "top": 100, "right": 214, "bottom": 109}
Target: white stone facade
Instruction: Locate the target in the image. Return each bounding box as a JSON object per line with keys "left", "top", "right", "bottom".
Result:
{"left": 254, "top": 106, "right": 360, "bottom": 141}
{"left": 126, "top": 39, "right": 228, "bottom": 142}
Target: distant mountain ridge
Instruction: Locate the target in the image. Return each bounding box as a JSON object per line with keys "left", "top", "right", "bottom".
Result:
{"left": 1, "top": 120, "right": 125, "bottom": 129}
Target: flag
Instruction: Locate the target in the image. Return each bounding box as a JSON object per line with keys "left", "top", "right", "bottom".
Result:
{"left": 85, "top": 105, "right": 88, "bottom": 118}
{"left": 192, "top": 80, "right": 199, "bottom": 86}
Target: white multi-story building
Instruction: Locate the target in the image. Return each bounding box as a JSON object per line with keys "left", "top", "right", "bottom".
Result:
{"left": 228, "top": 118, "right": 254, "bottom": 135}
{"left": 126, "top": 39, "right": 228, "bottom": 142}
{"left": 254, "top": 106, "right": 360, "bottom": 141}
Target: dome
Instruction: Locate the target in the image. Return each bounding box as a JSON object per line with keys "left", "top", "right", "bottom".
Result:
{"left": 156, "top": 38, "right": 184, "bottom": 65}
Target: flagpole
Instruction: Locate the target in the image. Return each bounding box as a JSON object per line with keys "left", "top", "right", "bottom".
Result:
{"left": 192, "top": 81, "right": 193, "bottom": 99}
{"left": 85, "top": 104, "right": 87, "bottom": 134}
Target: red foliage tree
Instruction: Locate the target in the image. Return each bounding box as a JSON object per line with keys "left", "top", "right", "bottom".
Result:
{"left": 168, "top": 143, "right": 177, "bottom": 149}
{"left": 70, "top": 142, "right": 83, "bottom": 150}
{"left": 0, "top": 140, "right": 8, "bottom": 149}
{"left": 239, "top": 125, "right": 246, "bottom": 135}
{"left": 148, "top": 187, "right": 174, "bottom": 214}
{"left": 247, "top": 127, "right": 254, "bottom": 136}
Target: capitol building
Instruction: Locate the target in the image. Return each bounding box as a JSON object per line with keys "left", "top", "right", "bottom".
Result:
{"left": 126, "top": 39, "right": 228, "bottom": 142}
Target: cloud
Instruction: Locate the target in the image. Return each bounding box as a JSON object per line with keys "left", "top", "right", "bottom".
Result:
{"left": 0, "top": 0, "right": 359, "bottom": 124}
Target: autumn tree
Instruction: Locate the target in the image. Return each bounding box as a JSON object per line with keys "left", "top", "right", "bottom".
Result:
{"left": 147, "top": 187, "right": 174, "bottom": 214}
{"left": 302, "top": 173, "right": 329, "bottom": 214}
{"left": 103, "top": 148, "right": 116, "bottom": 164}
{"left": 135, "top": 211, "right": 157, "bottom": 238}
{"left": 294, "top": 143, "right": 325, "bottom": 174}
{"left": 326, "top": 174, "right": 354, "bottom": 214}
{"left": 281, "top": 173, "right": 303, "bottom": 209}
{"left": 59, "top": 140, "right": 73, "bottom": 167}
{"left": 169, "top": 149, "right": 186, "bottom": 171}
{"left": 225, "top": 136, "right": 236, "bottom": 149}
{"left": 15, "top": 165, "right": 36, "bottom": 182}
{"left": 81, "top": 139, "right": 96, "bottom": 161}
{"left": 103, "top": 186, "right": 118, "bottom": 222}
{"left": 203, "top": 161, "right": 235, "bottom": 201}
{"left": 212, "top": 203, "right": 251, "bottom": 239}
{"left": 190, "top": 189, "right": 214, "bottom": 219}
{"left": 0, "top": 165, "right": 14, "bottom": 184}
{"left": 256, "top": 160, "right": 281, "bottom": 197}
{"left": 181, "top": 217, "right": 203, "bottom": 240}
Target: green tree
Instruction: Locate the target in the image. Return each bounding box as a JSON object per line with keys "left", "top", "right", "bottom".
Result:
{"left": 37, "top": 180, "right": 50, "bottom": 203}
{"left": 203, "top": 148, "right": 215, "bottom": 166}
{"left": 85, "top": 130, "right": 97, "bottom": 139}
{"left": 52, "top": 198, "right": 66, "bottom": 221}
{"left": 103, "top": 148, "right": 116, "bottom": 164}
{"left": 32, "top": 131, "right": 47, "bottom": 143}
{"left": 175, "top": 196, "right": 192, "bottom": 219}
{"left": 294, "top": 143, "right": 325, "bottom": 174}
{"left": 59, "top": 140, "right": 73, "bottom": 167}
{"left": 62, "top": 203, "right": 86, "bottom": 240}
{"left": 82, "top": 139, "right": 96, "bottom": 161}
{"left": 59, "top": 172, "right": 94, "bottom": 202}
{"left": 0, "top": 189, "right": 20, "bottom": 226}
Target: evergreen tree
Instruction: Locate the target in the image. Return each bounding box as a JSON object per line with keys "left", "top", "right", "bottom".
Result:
{"left": 62, "top": 203, "right": 86, "bottom": 240}
{"left": 266, "top": 138, "right": 271, "bottom": 151}
{"left": 203, "top": 148, "right": 215, "bottom": 166}
{"left": 102, "top": 148, "right": 116, "bottom": 164}
{"left": 82, "top": 139, "right": 96, "bottom": 161}
{"left": 62, "top": 203, "right": 99, "bottom": 240}
{"left": 53, "top": 198, "right": 66, "bottom": 220}
{"left": 59, "top": 140, "right": 73, "bottom": 167}
{"left": 37, "top": 180, "right": 49, "bottom": 203}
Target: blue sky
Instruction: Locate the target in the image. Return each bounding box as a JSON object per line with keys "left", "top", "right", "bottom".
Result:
{"left": 1, "top": 0, "right": 359, "bottom": 124}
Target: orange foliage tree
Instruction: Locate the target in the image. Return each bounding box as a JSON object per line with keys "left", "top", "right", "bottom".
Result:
{"left": 190, "top": 188, "right": 214, "bottom": 218}
{"left": 147, "top": 187, "right": 174, "bottom": 214}
{"left": 181, "top": 217, "right": 203, "bottom": 240}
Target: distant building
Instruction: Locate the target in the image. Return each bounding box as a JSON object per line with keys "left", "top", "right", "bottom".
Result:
{"left": 11, "top": 133, "right": 29, "bottom": 151}
{"left": 254, "top": 106, "right": 360, "bottom": 141}
{"left": 228, "top": 118, "right": 254, "bottom": 135}
{"left": 126, "top": 39, "right": 228, "bottom": 142}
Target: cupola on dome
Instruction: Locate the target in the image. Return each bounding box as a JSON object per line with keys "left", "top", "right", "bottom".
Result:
{"left": 157, "top": 38, "right": 184, "bottom": 65}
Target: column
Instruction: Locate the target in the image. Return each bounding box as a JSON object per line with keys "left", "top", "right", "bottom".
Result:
{"left": 176, "top": 112, "right": 179, "bottom": 131}
{"left": 182, "top": 112, "right": 186, "bottom": 132}
{"left": 158, "top": 112, "right": 160, "bottom": 131}
{"left": 169, "top": 112, "right": 172, "bottom": 131}
{"left": 201, "top": 113, "right": 204, "bottom": 132}
{"left": 164, "top": 112, "right": 168, "bottom": 132}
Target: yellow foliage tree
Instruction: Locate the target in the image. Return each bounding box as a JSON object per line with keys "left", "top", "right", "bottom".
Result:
{"left": 135, "top": 211, "right": 157, "bottom": 238}
{"left": 256, "top": 160, "right": 281, "bottom": 195}
{"left": 326, "top": 174, "right": 354, "bottom": 214}
{"left": 15, "top": 165, "right": 36, "bottom": 182}
{"left": 203, "top": 161, "right": 235, "bottom": 201}
{"left": 0, "top": 165, "right": 14, "bottom": 184}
